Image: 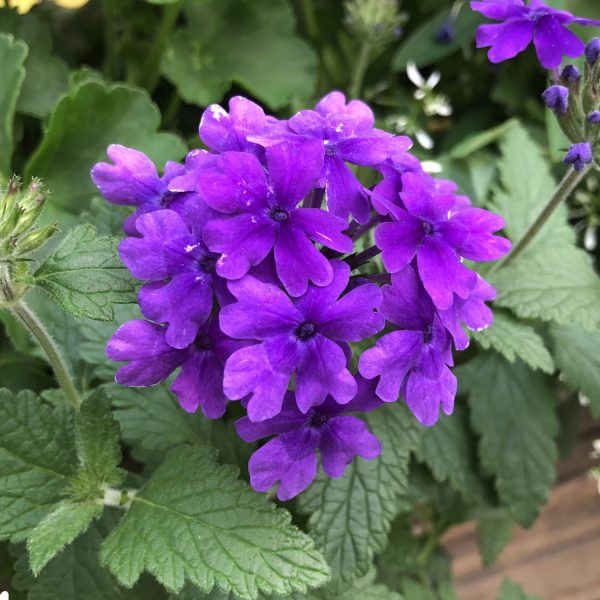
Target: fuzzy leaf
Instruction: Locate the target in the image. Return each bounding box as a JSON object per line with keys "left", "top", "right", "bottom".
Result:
{"left": 100, "top": 446, "right": 330, "bottom": 599}
{"left": 459, "top": 354, "right": 558, "bottom": 527}
{"left": 0, "top": 33, "right": 27, "bottom": 173}
{"left": 297, "top": 403, "right": 421, "bottom": 593}
{"left": 161, "top": 0, "right": 317, "bottom": 109}
{"left": 0, "top": 389, "right": 76, "bottom": 542}
{"left": 34, "top": 224, "right": 136, "bottom": 321}
{"left": 474, "top": 311, "right": 555, "bottom": 374}
{"left": 497, "top": 579, "right": 541, "bottom": 600}
{"left": 550, "top": 324, "right": 600, "bottom": 416}
{"left": 477, "top": 508, "right": 513, "bottom": 566}
{"left": 27, "top": 500, "right": 103, "bottom": 575}
{"left": 417, "top": 406, "right": 484, "bottom": 502}
{"left": 490, "top": 247, "right": 600, "bottom": 331}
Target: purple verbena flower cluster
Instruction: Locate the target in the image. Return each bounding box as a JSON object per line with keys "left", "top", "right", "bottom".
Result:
{"left": 92, "top": 92, "right": 510, "bottom": 500}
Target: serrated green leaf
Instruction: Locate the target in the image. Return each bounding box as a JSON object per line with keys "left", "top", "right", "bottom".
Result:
{"left": 25, "top": 81, "right": 186, "bottom": 222}
{"left": 0, "top": 33, "right": 27, "bottom": 174}
{"left": 449, "top": 119, "right": 517, "bottom": 160}
{"left": 497, "top": 579, "right": 541, "bottom": 600}
{"left": 417, "top": 406, "right": 484, "bottom": 502}
{"left": 161, "top": 0, "right": 317, "bottom": 109}
{"left": 476, "top": 508, "right": 513, "bottom": 566}
{"left": 490, "top": 247, "right": 600, "bottom": 331}
{"left": 474, "top": 311, "right": 555, "bottom": 374}
{"left": 459, "top": 354, "right": 558, "bottom": 527}
{"left": 100, "top": 446, "right": 330, "bottom": 599}
{"left": 34, "top": 224, "right": 136, "bottom": 321}
{"left": 550, "top": 324, "right": 600, "bottom": 416}
{"left": 27, "top": 500, "right": 102, "bottom": 576}
{"left": 401, "top": 580, "right": 435, "bottom": 600}
{"left": 0, "top": 389, "right": 76, "bottom": 542}
{"left": 297, "top": 403, "right": 421, "bottom": 594}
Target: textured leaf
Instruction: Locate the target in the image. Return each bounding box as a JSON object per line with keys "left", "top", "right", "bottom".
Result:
{"left": 474, "top": 311, "right": 555, "bottom": 374}
{"left": 550, "top": 324, "right": 600, "bottom": 416}
{"left": 297, "top": 403, "right": 421, "bottom": 593}
{"left": 0, "top": 33, "right": 27, "bottom": 173}
{"left": 25, "top": 81, "right": 186, "bottom": 220}
{"left": 490, "top": 247, "right": 600, "bottom": 331}
{"left": 100, "top": 446, "right": 330, "bottom": 599}
{"left": 417, "top": 406, "right": 484, "bottom": 502}
{"left": 459, "top": 354, "right": 558, "bottom": 527}
{"left": 34, "top": 224, "right": 136, "bottom": 321}
{"left": 161, "top": 0, "right": 317, "bottom": 109}
{"left": 27, "top": 500, "right": 102, "bottom": 575}
{"left": 401, "top": 580, "right": 435, "bottom": 600}
{"left": 497, "top": 579, "right": 541, "bottom": 600}
{"left": 0, "top": 389, "right": 76, "bottom": 542}
{"left": 476, "top": 509, "right": 513, "bottom": 566}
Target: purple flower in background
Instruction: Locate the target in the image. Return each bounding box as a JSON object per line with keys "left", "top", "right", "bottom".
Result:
{"left": 471, "top": 0, "right": 600, "bottom": 68}
{"left": 359, "top": 267, "right": 456, "bottom": 426}
{"left": 564, "top": 142, "right": 593, "bottom": 171}
{"left": 220, "top": 261, "right": 385, "bottom": 421}
{"left": 197, "top": 141, "right": 353, "bottom": 297}
{"left": 235, "top": 378, "right": 382, "bottom": 500}
{"left": 106, "top": 319, "right": 241, "bottom": 418}
{"left": 374, "top": 171, "right": 510, "bottom": 310}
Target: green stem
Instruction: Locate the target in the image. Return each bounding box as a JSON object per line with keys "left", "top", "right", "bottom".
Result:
{"left": 417, "top": 519, "right": 449, "bottom": 565}
{"left": 161, "top": 90, "right": 181, "bottom": 129}
{"left": 349, "top": 40, "right": 372, "bottom": 99}
{"left": 137, "top": 1, "right": 182, "bottom": 93}
{"left": 496, "top": 166, "right": 590, "bottom": 270}
{"left": 10, "top": 299, "right": 81, "bottom": 412}
{"left": 102, "top": 0, "right": 119, "bottom": 79}
{"left": 301, "top": 0, "right": 319, "bottom": 43}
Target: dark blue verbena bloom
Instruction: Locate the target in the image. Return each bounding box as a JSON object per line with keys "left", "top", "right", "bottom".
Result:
{"left": 435, "top": 19, "right": 456, "bottom": 44}
{"left": 585, "top": 37, "right": 600, "bottom": 64}
{"left": 564, "top": 143, "right": 593, "bottom": 171}
{"left": 560, "top": 65, "right": 581, "bottom": 85}
{"left": 588, "top": 112, "right": 600, "bottom": 125}
{"left": 541, "top": 85, "right": 569, "bottom": 115}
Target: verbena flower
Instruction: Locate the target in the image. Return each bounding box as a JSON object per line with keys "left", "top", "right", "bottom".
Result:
{"left": 564, "top": 142, "right": 593, "bottom": 171}
{"left": 471, "top": 0, "right": 600, "bottom": 68}
{"left": 235, "top": 378, "right": 382, "bottom": 500}
{"left": 585, "top": 38, "right": 600, "bottom": 64}
{"left": 560, "top": 65, "right": 581, "bottom": 84}
{"left": 541, "top": 85, "right": 569, "bottom": 115}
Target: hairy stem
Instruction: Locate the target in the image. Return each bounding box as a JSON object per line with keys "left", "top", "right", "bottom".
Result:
{"left": 10, "top": 299, "right": 81, "bottom": 412}
{"left": 496, "top": 166, "right": 590, "bottom": 270}
{"left": 350, "top": 40, "right": 372, "bottom": 99}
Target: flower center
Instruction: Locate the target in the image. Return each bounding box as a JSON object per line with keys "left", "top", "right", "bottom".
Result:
{"left": 422, "top": 324, "right": 433, "bottom": 344}
{"left": 309, "top": 411, "right": 329, "bottom": 428}
{"left": 160, "top": 191, "right": 176, "bottom": 207}
{"left": 269, "top": 206, "right": 290, "bottom": 222}
{"left": 294, "top": 321, "right": 316, "bottom": 341}
{"left": 198, "top": 252, "right": 219, "bottom": 274}
{"left": 422, "top": 221, "right": 435, "bottom": 236}
{"left": 195, "top": 334, "right": 212, "bottom": 351}
{"left": 324, "top": 144, "right": 336, "bottom": 157}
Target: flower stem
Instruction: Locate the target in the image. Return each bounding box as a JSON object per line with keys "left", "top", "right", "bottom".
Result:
{"left": 10, "top": 300, "right": 81, "bottom": 412}
{"left": 417, "top": 519, "right": 449, "bottom": 565}
{"left": 496, "top": 166, "right": 590, "bottom": 270}
{"left": 347, "top": 245, "right": 381, "bottom": 269}
{"left": 350, "top": 40, "right": 372, "bottom": 99}
{"left": 102, "top": 0, "right": 120, "bottom": 79}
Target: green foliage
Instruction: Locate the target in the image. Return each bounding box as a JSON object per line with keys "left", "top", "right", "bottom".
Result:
{"left": 100, "top": 446, "right": 330, "bottom": 599}
{"left": 497, "top": 579, "right": 541, "bottom": 600}
{"left": 459, "top": 354, "right": 558, "bottom": 527}
{"left": 476, "top": 508, "right": 514, "bottom": 566}
{"left": 34, "top": 225, "right": 136, "bottom": 321}
{"left": 161, "top": 0, "right": 317, "bottom": 109}
{"left": 0, "top": 33, "right": 27, "bottom": 174}
{"left": 298, "top": 403, "right": 421, "bottom": 593}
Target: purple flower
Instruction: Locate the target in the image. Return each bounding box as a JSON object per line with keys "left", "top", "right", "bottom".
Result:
{"left": 197, "top": 141, "right": 353, "bottom": 297}
{"left": 235, "top": 377, "right": 382, "bottom": 500}
{"left": 560, "top": 64, "right": 581, "bottom": 84}
{"left": 118, "top": 203, "right": 229, "bottom": 349}
{"left": 251, "top": 92, "right": 412, "bottom": 224}
{"left": 106, "top": 319, "right": 241, "bottom": 418}
{"left": 220, "top": 261, "right": 385, "bottom": 421}
{"left": 588, "top": 111, "right": 600, "bottom": 125}
{"left": 585, "top": 37, "right": 600, "bottom": 64}
{"left": 359, "top": 267, "right": 456, "bottom": 426}
{"left": 541, "top": 85, "right": 569, "bottom": 115}
{"left": 471, "top": 0, "right": 600, "bottom": 68}
{"left": 564, "top": 142, "right": 593, "bottom": 171}
{"left": 374, "top": 171, "right": 510, "bottom": 310}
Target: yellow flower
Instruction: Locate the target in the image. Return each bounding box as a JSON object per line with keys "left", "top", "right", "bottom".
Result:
{"left": 0, "top": 0, "right": 89, "bottom": 13}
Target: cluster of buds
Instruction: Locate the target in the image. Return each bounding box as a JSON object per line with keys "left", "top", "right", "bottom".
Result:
{"left": 542, "top": 38, "right": 600, "bottom": 172}
{"left": 0, "top": 176, "right": 57, "bottom": 262}
{"left": 344, "top": 0, "right": 406, "bottom": 45}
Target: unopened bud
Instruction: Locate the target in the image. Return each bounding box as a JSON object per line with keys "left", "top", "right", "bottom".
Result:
{"left": 15, "top": 222, "right": 58, "bottom": 255}
{"left": 588, "top": 111, "right": 600, "bottom": 125}
{"left": 542, "top": 85, "right": 569, "bottom": 115}
{"left": 564, "top": 142, "right": 593, "bottom": 172}
{"left": 585, "top": 38, "right": 600, "bottom": 65}
{"left": 560, "top": 65, "right": 581, "bottom": 85}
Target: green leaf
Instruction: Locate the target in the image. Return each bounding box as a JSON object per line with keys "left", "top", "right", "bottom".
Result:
{"left": 161, "top": 0, "right": 317, "bottom": 109}
{"left": 392, "top": 5, "right": 482, "bottom": 70}
{"left": 34, "top": 224, "right": 136, "bottom": 322}
{"left": 327, "top": 566, "right": 403, "bottom": 600}
{"left": 550, "top": 324, "right": 600, "bottom": 416}
{"left": 27, "top": 500, "right": 103, "bottom": 576}
{"left": 497, "top": 579, "right": 541, "bottom": 600}
{"left": 417, "top": 405, "right": 484, "bottom": 502}
{"left": 0, "top": 33, "right": 27, "bottom": 174}
{"left": 476, "top": 508, "right": 513, "bottom": 566}
{"left": 25, "top": 81, "right": 186, "bottom": 220}
{"left": 474, "top": 311, "right": 555, "bottom": 374}
{"left": 459, "top": 354, "right": 558, "bottom": 527}
{"left": 297, "top": 403, "right": 421, "bottom": 593}
{"left": 401, "top": 580, "right": 435, "bottom": 600}
{"left": 0, "top": 389, "right": 76, "bottom": 542}
{"left": 449, "top": 119, "right": 518, "bottom": 159}
{"left": 490, "top": 247, "right": 600, "bottom": 331}
{"left": 100, "top": 446, "right": 330, "bottom": 599}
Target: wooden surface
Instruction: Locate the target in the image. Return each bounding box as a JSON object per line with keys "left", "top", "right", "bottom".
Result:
{"left": 444, "top": 421, "right": 600, "bottom": 600}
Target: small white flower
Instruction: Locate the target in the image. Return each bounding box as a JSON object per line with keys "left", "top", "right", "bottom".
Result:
{"left": 415, "top": 129, "right": 434, "bottom": 150}
{"left": 421, "top": 161, "right": 443, "bottom": 173}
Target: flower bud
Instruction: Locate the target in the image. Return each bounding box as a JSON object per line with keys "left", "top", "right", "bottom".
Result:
{"left": 560, "top": 64, "right": 581, "bottom": 84}
{"left": 564, "top": 142, "right": 593, "bottom": 172}
{"left": 435, "top": 20, "right": 455, "bottom": 44}
{"left": 587, "top": 111, "right": 600, "bottom": 125}
{"left": 585, "top": 38, "right": 600, "bottom": 65}
{"left": 15, "top": 222, "right": 58, "bottom": 255}
{"left": 345, "top": 0, "right": 405, "bottom": 44}
{"left": 541, "top": 85, "right": 569, "bottom": 115}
